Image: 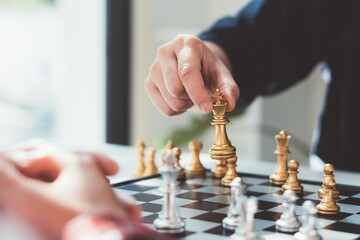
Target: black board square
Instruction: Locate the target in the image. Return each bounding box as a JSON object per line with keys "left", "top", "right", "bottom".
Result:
{"left": 323, "top": 222, "right": 360, "bottom": 234}
{"left": 204, "top": 225, "right": 234, "bottom": 236}
{"left": 142, "top": 213, "right": 158, "bottom": 224}
{"left": 316, "top": 212, "right": 352, "bottom": 221}
{"left": 176, "top": 191, "right": 216, "bottom": 200}
{"left": 258, "top": 200, "right": 282, "bottom": 210}
{"left": 132, "top": 193, "right": 163, "bottom": 202}
{"left": 181, "top": 201, "right": 228, "bottom": 211}
{"left": 191, "top": 212, "right": 227, "bottom": 223}
{"left": 117, "top": 184, "right": 157, "bottom": 192}
{"left": 138, "top": 203, "right": 163, "bottom": 213}
{"left": 255, "top": 211, "right": 282, "bottom": 221}
{"left": 245, "top": 191, "right": 267, "bottom": 197}
{"left": 338, "top": 197, "right": 360, "bottom": 206}
{"left": 178, "top": 183, "right": 207, "bottom": 190}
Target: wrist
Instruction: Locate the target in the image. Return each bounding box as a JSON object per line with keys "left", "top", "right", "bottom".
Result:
{"left": 203, "top": 41, "right": 232, "bottom": 73}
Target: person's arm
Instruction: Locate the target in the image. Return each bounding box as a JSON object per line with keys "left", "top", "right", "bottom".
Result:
{"left": 198, "top": 0, "right": 351, "bottom": 107}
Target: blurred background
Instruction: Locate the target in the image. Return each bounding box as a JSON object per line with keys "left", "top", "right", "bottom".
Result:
{"left": 0, "top": 0, "right": 328, "bottom": 166}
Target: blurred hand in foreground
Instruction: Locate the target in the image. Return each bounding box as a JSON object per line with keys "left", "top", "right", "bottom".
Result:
{"left": 0, "top": 139, "right": 140, "bottom": 240}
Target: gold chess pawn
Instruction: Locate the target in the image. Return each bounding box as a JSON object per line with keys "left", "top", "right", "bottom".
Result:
{"left": 185, "top": 140, "right": 206, "bottom": 176}
{"left": 282, "top": 160, "right": 303, "bottom": 193}
{"left": 270, "top": 130, "right": 291, "bottom": 185}
{"left": 222, "top": 156, "right": 239, "bottom": 187}
{"left": 133, "top": 140, "right": 146, "bottom": 177}
{"left": 316, "top": 177, "right": 340, "bottom": 215}
{"left": 318, "top": 163, "right": 339, "bottom": 199}
{"left": 143, "top": 147, "right": 159, "bottom": 176}
{"left": 173, "top": 147, "right": 186, "bottom": 180}
{"left": 161, "top": 140, "right": 175, "bottom": 165}
{"left": 209, "top": 89, "right": 236, "bottom": 179}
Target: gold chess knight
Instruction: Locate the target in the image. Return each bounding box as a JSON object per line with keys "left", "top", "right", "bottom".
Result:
{"left": 270, "top": 130, "right": 291, "bottom": 185}
{"left": 209, "top": 89, "right": 238, "bottom": 186}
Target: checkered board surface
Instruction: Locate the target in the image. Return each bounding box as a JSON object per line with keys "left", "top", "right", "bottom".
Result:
{"left": 112, "top": 172, "right": 360, "bottom": 240}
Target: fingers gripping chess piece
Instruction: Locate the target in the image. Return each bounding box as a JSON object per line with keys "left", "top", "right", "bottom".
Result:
{"left": 276, "top": 190, "right": 301, "bottom": 233}
{"left": 133, "top": 140, "right": 146, "bottom": 177}
{"left": 316, "top": 177, "right": 340, "bottom": 215}
{"left": 317, "top": 163, "right": 339, "bottom": 199}
{"left": 185, "top": 140, "right": 206, "bottom": 176}
{"left": 270, "top": 130, "right": 291, "bottom": 185}
{"left": 209, "top": 89, "right": 237, "bottom": 179}
{"left": 154, "top": 150, "right": 185, "bottom": 234}
{"left": 173, "top": 147, "right": 185, "bottom": 180}
{"left": 223, "top": 177, "right": 247, "bottom": 230}
{"left": 143, "top": 147, "right": 159, "bottom": 176}
{"left": 230, "top": 196, "right": 260, "bottom": 240}
{"left": 294, "top": 200, "right": 322, "bottom": 240}
{"left": 282, "top": 160, "right": 303, "bottom": 193}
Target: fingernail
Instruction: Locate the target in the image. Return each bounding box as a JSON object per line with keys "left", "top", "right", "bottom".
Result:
{"left": 200, "top": 102, "right": 212, "bottom": 113}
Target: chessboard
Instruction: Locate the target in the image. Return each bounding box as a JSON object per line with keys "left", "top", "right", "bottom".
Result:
{"left": 112, "top": 171, "right": 360, "bottom": 240}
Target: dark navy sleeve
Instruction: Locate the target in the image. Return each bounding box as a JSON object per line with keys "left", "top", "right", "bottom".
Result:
{"left": 198, "top": 0, "right": 349, "bottom": 108}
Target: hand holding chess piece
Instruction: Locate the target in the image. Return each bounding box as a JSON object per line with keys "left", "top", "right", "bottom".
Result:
{"left": 209, "top": 89, "right": 237, "bottom": 182}
{"left": 270, "top": 130, "right": 291, "bottom": 185}
{"left": 318, "top": 163, "right": 339, "bottom": 199}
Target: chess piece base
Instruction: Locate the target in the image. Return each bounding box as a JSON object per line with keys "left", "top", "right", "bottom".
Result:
{"left": 294, "top": 231, "right": 322, "bottom": 240}
{"left": 154, "top": 218, "right": 185, "bottom": 234}
{"left": 282, "top": 184, "right": 303, "bottom": 193}
{"left": 177, "top": 169, "right": 186, "bottom": 180}
{"left": 269, "top": 173, "right": 288, "bottom": 186}
{"left": 316, "top": 204, "right": 340, "bottom": 215}
{"left": 222, "top": 216, "right": 241, "bottom": 231}
{"left": 275, "top": 221, "right": 301, "bottom": 233}
{"left": 230, "top": 232, "right": 260, "bottom": 240}
{"left": 185, "top": 167, "right": 205, "bottom": 176}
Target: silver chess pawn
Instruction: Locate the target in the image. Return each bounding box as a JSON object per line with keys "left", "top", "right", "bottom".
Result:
{"left": 294, "top": 201, "right": 322, "bottom": 240}
{"left": 153, "top": 150, "right": 185, "bottom": 234}
{"left": 230, "top": 196, "right": 260, "bottom": 240}
{"left": 276, "top": 189, "right": 301, "bottom": 233}
{"left": 223, "top": 177, "right": 247, "bottom": 230}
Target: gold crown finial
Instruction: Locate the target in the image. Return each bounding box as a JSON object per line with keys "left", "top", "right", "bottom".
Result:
{"left": 213, "top": 89, "right": 224, "bottom": 104}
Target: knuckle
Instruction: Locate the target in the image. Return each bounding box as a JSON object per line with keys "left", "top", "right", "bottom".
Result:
{"left": 163, "top": 108, "right": 176, "bottom": 117}
{"left": 168, "top": 84, "right": 185, "bottom": 98}
{"left": 179, "top": 64, "right": 197, "bottom": 80}
{"left": 169, "top": 100, "right": 188, "bottom": 112}
{"left": 157, "top": 45, "right": 168, "bottom": 56}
